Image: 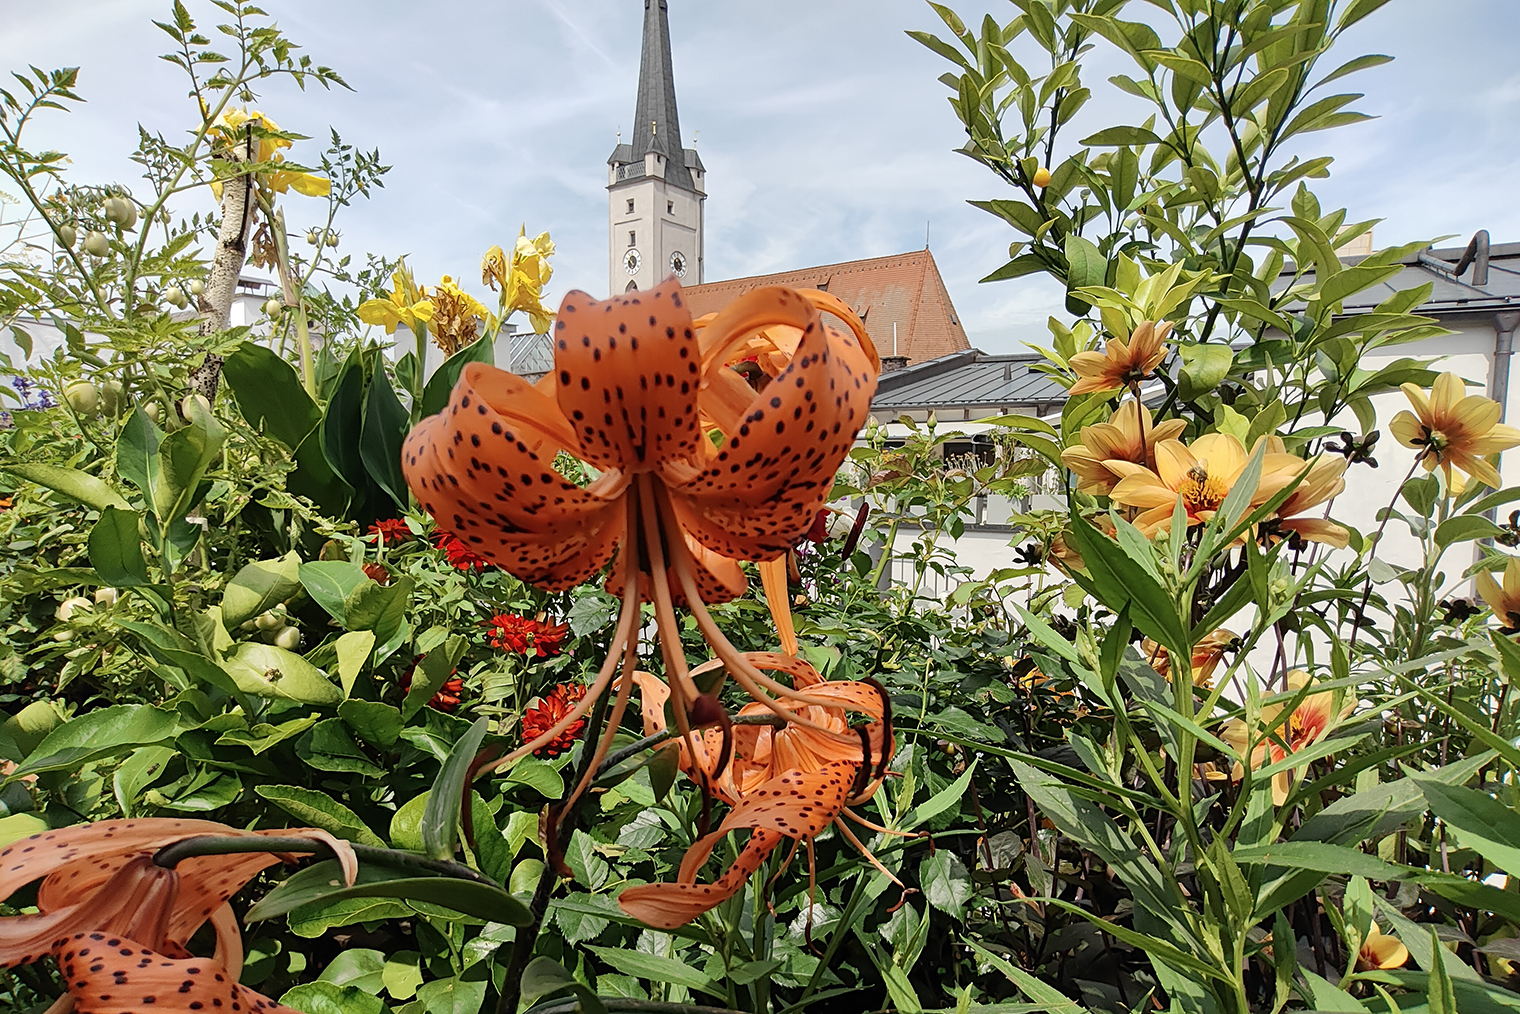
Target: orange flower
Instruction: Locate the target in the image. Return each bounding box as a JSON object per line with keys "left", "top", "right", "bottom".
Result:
{"left": 435, "top": 529, "right": 492, "bottom": 571}
{"left": 368, "top": 518, "right": 413, "bottom": 543}
{"left": 404, "top": 278, "right": 880, "bottom": 801}
{"left": 1068, "top": 320, "right": 1172, "bottom": 396}
{"left": 1476, "top": 556, "right": 1520, "bottom": 633}
{"left": 1389, "top": 372, "right": 1520, "bottom": 490}
{"left": 1356, "top": 923, "right": 1409, "bottom": 971}
{"left": 1269, "top": 454, "right": 1349, "bottom": 549}
{"left": 0, "top": 819, "right": 354, "bottom": 1014}
{"left": 522, "top": 684, "right": 587, "bottom": 757}
{"left": 1108, "top": 433, "right": 1299, "bottom": 536}
{"left": 1221, "top": 671, "right": 1354, "bottom": 805}
{"left": 1142, "top": 628, "right": 1237, "bottom": 688}
{"left": 1061, "top": 400, "right": 1186, "bottom": 495}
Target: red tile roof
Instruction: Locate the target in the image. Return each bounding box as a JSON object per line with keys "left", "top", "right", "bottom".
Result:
{"left": 680, "top": 249, "right": 971, "bottom": 365}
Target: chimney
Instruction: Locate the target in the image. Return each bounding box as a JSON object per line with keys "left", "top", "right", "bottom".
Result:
{"left": 880, "top": 356, "right": 909, "bottom": 373}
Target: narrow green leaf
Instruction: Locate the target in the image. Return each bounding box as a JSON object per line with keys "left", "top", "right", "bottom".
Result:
{"left": 422, "top": 716, "right": 490, "bottom": 861}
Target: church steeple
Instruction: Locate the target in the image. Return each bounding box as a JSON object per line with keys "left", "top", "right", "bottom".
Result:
{"left": 607, "top": 0, "right": 706, "bottom": 295}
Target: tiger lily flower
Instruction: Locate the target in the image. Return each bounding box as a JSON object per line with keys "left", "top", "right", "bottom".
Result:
{"left": 1061, "top": 400, "right": 1186, "bottom": 495}
{"left": 1221, "top": 671, "right": 1355, "bottom": 805}
{"left": 0, "top": 818, "right": 354, "bottom": 1014}
{"left": 1067, "top": 320, "right": 1172, "bottom": 396}
{"left": 1390, "top": 372, "right": 1520, "bottom": 490}
{"left": 403, "top": 277, "right": 878, "bottom": 810}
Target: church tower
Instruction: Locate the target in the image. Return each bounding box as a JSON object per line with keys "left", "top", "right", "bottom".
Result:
{"left": 608, "top": 0, "right": 705, "bottom": 295}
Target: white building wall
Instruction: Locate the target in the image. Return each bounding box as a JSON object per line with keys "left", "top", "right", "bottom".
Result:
{"left": 607, "top": 153, "right": 704, "bottom": 297}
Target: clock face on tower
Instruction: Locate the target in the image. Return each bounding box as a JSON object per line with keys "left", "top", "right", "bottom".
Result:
{"left": 669, "top": 251, "right": 687, "bottom": 277}
{"left": 623, "top": 249, "right": 641, "bottom": 275}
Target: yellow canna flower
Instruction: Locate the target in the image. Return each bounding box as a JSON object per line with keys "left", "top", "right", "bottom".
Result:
{"left": 1389, "top": 372, "right": 1520, "bottom": 490}
{"left": 483, "top": 227, "right": 556, "bottom": 334}
{"left": 430, "top": 275, "right": 498, "bottom": 356}
{"left": 358, "top": 264, "right": 436, "bottom": 334}
{"left": 207, "top": 108, "right": 328, "bottom": 200}
{"left": 1356, "top": 923, "right": 1409, "bottom": 971}
{"left": 1061, "top": 399, "right": 1186, "bottom": 495}
{"left": 1221, "top": 670, "right": 1355, "bottom": 806}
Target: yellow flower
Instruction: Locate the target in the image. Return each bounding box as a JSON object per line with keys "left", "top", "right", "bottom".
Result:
{"left": 1061, "top": 400, "right": 1186, "bottom": 495}
{"left": 358, "top": 264, "right": 436, "bottom": 334}
{"left": 1107, "top": 433, "right": 1299, "bottom": 536}
{"left": 1269, "top": 454, "right": 1350, "bottom": 549}
{"left": 483, "top": 227, "right": 556, "bottom": 334}
{"left": 1068, "top": 320, "right": 1171, "bottom": 396}
{"left": 207, "top": 108, "right": 328, "bottom": 199}
{"left": 1141, "top": 628, "right": 1237, "bottom": 688}
{"left": 1389, "top": 372, "right": 1520, "bottom": 490}
{"left": 430, "top": 275, "right": 498, "bottom": 356}
{"left": 1221, "top": 670, "right": 1354, "bottom": 806}
{"left": 1476, "top": 556, "right": 1520, "bottom": 633}
{"left": 1356, "top": 923, "right": 1409, "bottom": 971}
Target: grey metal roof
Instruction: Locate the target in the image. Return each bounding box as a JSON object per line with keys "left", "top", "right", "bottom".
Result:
{"left": 607, "top": 0, "right": 700, "bottom": 193}
{"left": 871, "top": 349, "right": 1068, "bottom": 411}
{"left": 1277, "top": 235, "right": 1520, "bottom": 319}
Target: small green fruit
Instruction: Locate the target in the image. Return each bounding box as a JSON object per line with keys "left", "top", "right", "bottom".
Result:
{"left": 324, "top": 232, "right": 339, "bottom": 247}
{"left": 83, "top": 231, "right": 110, "bottom": 257}
{"left": 64, "top": 381, "right": 99, "bottom": 416}
{"left": 104, "top": 197, "right": 138, "bottom": 230}
{"left": 93, "top": 587, "right": 118, "bottom": 607}
{"left": 57, "top": 224, "right": 76, "bottom": 248}
{"left": 164, "top": 286, "right": 188, "bottom": 309}
{"left": 188, "top": 278, "right": 205, "bottom": 296}
{"left": 273, "top": 626, "right": 301, "bottom": 651}
{"left": 181, "top": 393, "right": 212, "bottom": 419}
{"left": 263, "top": 297, "right": 283, "bottom": 316}
{"left": 99, "top": 380, "right": 124, "bottom": 416}
{"left": 254, "top": 610, "right": 284, "bottom": 632}
{"left": 306, "top": 230, "right": 320, "bottom": 245}
{"left": 143, "top": 402, "right": 162, "bottom": 424}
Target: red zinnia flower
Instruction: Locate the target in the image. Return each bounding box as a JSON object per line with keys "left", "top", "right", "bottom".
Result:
{"left": 369, "top": 518, "right": 413, "bottom": 543}
{"left": 400, "top": 656, "right": 465, "bottom": 712}
{"left": 488, "top": 614, "right": 570, "bottom": 657}
{"left": 522, "top": 684, "right": 587, "bottom": 757}
{"left": 435, "top": 530, "right": 491, "bottom": 571}
{"left": 362, "top": 562, "right": 391, "bottom": 585}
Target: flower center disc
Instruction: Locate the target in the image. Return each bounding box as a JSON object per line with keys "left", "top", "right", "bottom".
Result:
{"left": 1180, "top": 465, "right": 1228, "bottom": 511}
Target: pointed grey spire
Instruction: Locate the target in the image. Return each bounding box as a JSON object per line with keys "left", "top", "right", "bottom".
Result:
{"left": 609, "top": 0, "right": 701, "bottom": 191}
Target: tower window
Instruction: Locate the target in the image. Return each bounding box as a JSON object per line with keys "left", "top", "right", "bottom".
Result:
{"left": 626, "top": 199, "right": 634, "bottom": 214}
{"left": 667, "top": 200, "right": 674, "bottom": 214}
{"left": 628, "top": 230, "right": 636, "bottom": 247}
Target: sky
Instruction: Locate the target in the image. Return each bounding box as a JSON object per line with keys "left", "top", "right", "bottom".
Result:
{"left": 3, "top": 0, "right": 1519, "bottom": 354}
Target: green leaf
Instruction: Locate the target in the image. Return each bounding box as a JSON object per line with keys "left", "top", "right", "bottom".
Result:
{"left": 1079, "top": 125, "right": 1162, "bottom": 147}
{"left": 288, "top": 426, "right": 352, "bottom": 517}
{"left": 88, "top": 506, "right": 149, "bottom": 586}
{"left": 504, "top": 759, "right": 563, "bottom": 799}
{"left": 1063, "top": 234, "right": 1106, "bottom": 315}
{"left": 415, "top": 971, "right": 488, "bottom": 1014}
{"left": 12, "top": 705, "right": 177, "bottom": 778}
{"left": 1428, "top": 926, "right": 1457, "bottom": 1014}
{"left": 223, "top": 341, "right": 321, "bottom": 449}
{"left": 223, "top": 641, "right": 342, "bottom": 705}
{"left": 255, "top": 784, "right": 386, "bottom": 847}
{"left": 519, "top": 957, "right": 608, "bottom": 1014}
{"left": 920, "top": 850, "right": 972, "bottom": 917}
{"left": 152, "top": 397, "right": 225, "bottom": 525}
{"left": 1414, "top": 775, "right": 1520, "bottom": 875}
{"left": 358, "top": 364, "right": 409, "bottom": 510}
{"left": 115, "top": 408, "right": 162, "bottom": 502}
{"left": 279, "top": 981, "right": 384, "bottom": 1014}
{"left": 1232, "top": 841, "right": 1405, "bottom": 882}
{"left": 910, "top": 759, "right": 977, "bottom": 826}
{"left": 1434, "top": 514, "right": 1503, "bottom": 549}
{"left": 115, "top": 619, "right": 247, "bottom": 702}
{"left": 0, "top": 700, "right": 65, "bottom": 762}
{"left": 403, "top": 635, "right": 467, "bottom": 722}
{"left": 4, "top": 462, "right": 130, "bottom": 512}
{"left": 963, "top": 938, "right": 1088, "bottom": 1012}
{"left": 584, "top": 945, "right": 721, "bottom": 996}
{"left": 299, "top": 561, "right": 369, "bottom": 619}
{"left": 420, "top": 338, "right": 494, "bottom": 420}
{"left": 422, "top": 716, "right": 489, "bottom": 861}
{"left": 221, "top": 551, "right": 302, "bottom": 628}
{"left": 338, "top": 699, "right": 400, "bottom": 748}
{"left": 333, "top": 631, "right": 376, "bottom": 698}
{"left": 246, "top": 856, "right": 531, "bottom": 926}
{"left": 1178, "top": 344, "right": 1234, "bottom": 397}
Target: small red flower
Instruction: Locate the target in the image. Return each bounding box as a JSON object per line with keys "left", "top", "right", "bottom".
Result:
{"left": 362, "top": 562, "right": 391, "bottom": 585}
{"left": 369, "top": 518, "right": 413, "bottom": 543}
{"left": 400, "top": 655, "right": 465, "bottom": 712}
{"left": 487, "top": 614, "right": 570, "bottom": 657}
{"left": 522, "top": 683, "right": 587, "bottom": 757}
{"left": 435, "top": 530, "right": 491, "bottom": 571}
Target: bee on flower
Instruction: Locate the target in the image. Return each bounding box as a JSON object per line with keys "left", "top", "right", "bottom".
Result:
{"left": 1067, "top": 319, "right": 1172, "bottom": 395}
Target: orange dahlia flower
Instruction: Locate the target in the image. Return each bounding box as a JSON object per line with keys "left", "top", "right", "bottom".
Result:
{"left": 1068, "top": 320, "right": 1172, "bottom": 396}
{"left": 1389, "top": 372, "right": 1520, "bottom": 490}
{"left": 1061, "top": 400, "right": 1186, "bottom": 495}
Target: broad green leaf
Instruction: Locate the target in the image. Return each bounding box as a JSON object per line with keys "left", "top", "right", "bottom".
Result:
{"left": 0, "top": 812, "right": 50, "bottom": 849}
{"left": 0, "top": 700, "right": 66, "bottom": 762}
{"left": 1079, "top": 125, "right": 1162, "bottom": 147}
{"left": 317, "top": 948, "right": 385, "bottom": 993}
{"left": 358, "top": 364, "right": 409, "bottom": 508}
{"left": 255, "top": 784, "right": 386, "bottom": 847}
{"left": 420, "top": 338, "right": 494, "bottom": 419}
{"left": 964, "top": 938, "right": 1088, "bottom": 1012}
{"left": 338, "top": 699, "right": 401, "bottom": 748}
{"left": 223, "top": 641, "right": 342, "bottom": 705}
{"left": 1178, "top": 343, "right": 1233, "bottom": 397}
{"left": 403, "top": 635, "right": 467, "bottom": 722}
{"left": 1415, "top": 775, "right": 1520, "bottom": 875}
{"left": 584, "top": 944, "right": 721, "bottom": 996}
{"left": 920, "top": 850, "right": 972, "bottom": 918}
{"left": 1434, "top": 514, "right": 1503, "bottom": 549}
{"left": 333, "top": 630, "right": 376, "bottom": 698}
{"left": 422, "top": 716, "right": 490, "bottom": 861}
{"left": 415, "top": 971, "right": 488, "bottom": 1014}
{"left": 13, "top": 705, "right": 177, "bottom": 778}
{"left": 4, "top": 462, "right": 130, "bottom": 512}
{"left": 221, "top": 552, "right": 302, "bottom": 628}
{"left": 152, "top": 395, "right": 225, "bottom": 525}
{"left": 279, "top": 981, "right": 384, "bottom": 1014}
{"left": 114, "top": 407, "right": 162, "bottom": 502}
{"left": 519, "top": 957, "right": 608, "bottom": 1014}
{"left": 910, "top": 759, "right": 977, "bottom": 826}
{"left": 246, "top": 856, "right": 530, "bottom": 926}
{"left": 504, "top": 759, "right": 563, "bottom": 798}
{"left": 298, "top": 561, "right": 369, "bottom": 620}
{"left": 1063, "top": 234, "right": 1106, "bottom": 315}
{"left": 87, "top": 506, "right": 150, "bottom": 587}
{"left": 223, "top": 341, "right": 321, "bottom": 449}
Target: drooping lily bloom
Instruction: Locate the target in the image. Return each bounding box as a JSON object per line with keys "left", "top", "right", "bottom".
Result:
{"left": 1142, "top": 628, "right": 1237, "bottom": 688}
{"left": 1067, "top": 320, "right": 1172, "bottom": 396}
{"left": 617, "top": 657, "right": 898, "bottom": 928}
{"left": 1476, "top": 556, "right": 1520, "bottom": 633}
{"left": 1108, "top": 433, "right": 1300, "bottom": 536}
{"left": 1356, "top": 922, "right": 1409, "bottom": 971}
{"left": 1390, "top": 372, "right": 1520, "bottom": 490}
{"left": 1221, "top": 671, "right": 1355, "bottom": 805}
{"left": 0, "top": 819, "right": 354, "bottom": 1014}
{"left": 402, "top": 278, "right": 879, "bottom": 792}
{"left": 1061, "top": 400, "right": 1186, "bottom": 495}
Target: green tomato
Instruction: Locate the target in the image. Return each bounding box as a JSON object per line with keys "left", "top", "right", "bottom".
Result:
{"left": 254, "top": 610, "right": 284, "bottom": 632}
{"left": 163, "top": 286, "right": 188, "bottom": 309}
{"left": 143, "top": 402, "right": 162, "bottom": 424}
{"left": 57, "top": 224, "right": 76, "bottom": 248}
{"left": 263, "top": 297, "right": 283, "bottom": 316}
{"left": 83, "top": 231, "right": 110, "bottom": 257}
{"left": 64, "top": 381, "right": 99, "bottom": 416}
{"left": 188, "top": 278, "right": 205, "bottom": 296}
{"left": 99, "top": 380, "right": 124, "bottom": 416}
{"left": 55, "top": 596, "right": 92, "bottom": 621}
{"left": 273, "top": 626, "right": 301, "bottom": 651}
{"left": 104, "top": 197, "right": 138, "bottom": 230}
